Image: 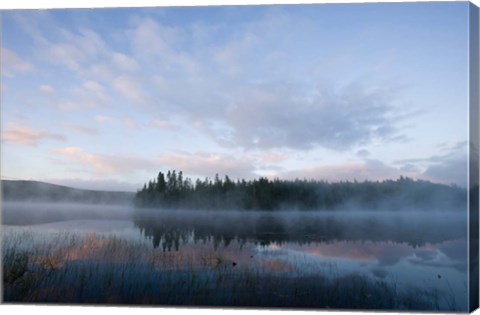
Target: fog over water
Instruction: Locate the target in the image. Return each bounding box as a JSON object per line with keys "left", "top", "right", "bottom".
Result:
{"left": 2, "top": 202, "right": 467, "bottom": 246}
{"left": 1, "top": 202, "right": 467, "bottom": 241}
{"left": 1, "top": 201, "right": 469, "bottom": 310}
{"left": 2, "top": 202, "right": 134, "bottom": 225}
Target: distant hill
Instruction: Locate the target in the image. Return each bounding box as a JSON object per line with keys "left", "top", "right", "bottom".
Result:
{"left": 1, "top": 180, "right": 135, "bottom": 205}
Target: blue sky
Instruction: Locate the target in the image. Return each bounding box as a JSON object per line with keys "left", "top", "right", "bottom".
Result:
{"left": 0, "top": 2, "right": 472, "bottom": 191}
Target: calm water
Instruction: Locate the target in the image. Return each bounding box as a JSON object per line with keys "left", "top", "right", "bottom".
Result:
{"left": 1, "top": 202, "right": 469, "bottom": 310}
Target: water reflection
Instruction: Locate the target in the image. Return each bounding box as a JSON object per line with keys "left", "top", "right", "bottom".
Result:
{"left": 2, "top": 205, "right": 469, "bottom": 310}
{"left": 133, "top": 209, "right": 467, "bottom": 249}
{"left": 131, "top": 209, "right": 468, "bottom": 309}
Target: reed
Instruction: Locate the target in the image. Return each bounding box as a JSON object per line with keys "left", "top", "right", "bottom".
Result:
{"left": 1, "top": 229, "right": 460, "bottom": 310}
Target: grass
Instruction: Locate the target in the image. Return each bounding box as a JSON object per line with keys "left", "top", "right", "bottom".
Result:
{"left": 1, "top": 228, "right": 462, "bottom": 311}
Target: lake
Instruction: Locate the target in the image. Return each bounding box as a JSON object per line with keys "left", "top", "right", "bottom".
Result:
{"left": 1, "top": 202, "right": 468, "bottom": 311}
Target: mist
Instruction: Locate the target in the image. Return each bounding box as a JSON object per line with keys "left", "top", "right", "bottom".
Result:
{"left": 2, "top": 198, "right": 466, "bottom": 246}
{"left": 1, "top": 180, "right": 135, "bottom": 205}
{"left": 2, "top": 202, "right": 134, "bottom": 225}
{"left": 1, "top": 184, "right": 469, "bottom": 311}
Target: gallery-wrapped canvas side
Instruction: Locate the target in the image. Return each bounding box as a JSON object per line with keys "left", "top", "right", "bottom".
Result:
{"left": 469, "top": 2, "right": 479, "bottom": 312}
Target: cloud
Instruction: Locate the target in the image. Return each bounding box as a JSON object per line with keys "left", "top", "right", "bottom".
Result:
{"left": 87, "top": 63, "right": 115, "bottom": 81}
{"left": 126, "top": 16, "right": 202, "bottom": 79}
{"left": 423, "top": 155, "right": 467, "bottom": 186}
{"left": 356, "top": 149, "right": 370, "bottom": 158}
{"left": 63, "top": 123, "right": 98, "bottom": 135}
{"left": 46, "top": 178, "right": 140, "bottom": 192}
{"left": 122, "top": 16, "right": 409, "bottom": 152}
{"left": 151, "top": 75, "right": 169, "bottom": 91}
{"left": 58, "top": 101, "right": 79, "bottom": 111}
{"left": 276, "top": 153, "right": 465, "bottom": 186}
{"left": 38, "top": 80, "right": 110, "bottom": 112}
{"left": 6, "top": 9, "right": 453, "bottom": 187}
{"left": 215, "top": 81, "right": 407, "bottom": 151}
{"left": 150, "top": 119, "right": 178, "bottom": 130}
{"left": 46, "top": 42, "right": 85, "bottom": 71}
{"left": 54, "top": 146, "right": 83, "bottom": 155}
{"left": 124, "top": 118, "right": 141, "bottom": 129}
{"left": 399, "top": 163, "right": 420, "bottom": 173}
{"left": 51, "top": 147, "right": 266, "bottom": 183}
{"left": 63, "top": 80, "right": 111, "bottom": 110}
{"left": 127, "top": 17, "right": 180, "bottom": 62}
{"left": 277, "top": 159, "right": 416, "bottom": 183}
{"left": 39, "top": 84, "right": 55, "bottom": 94}
{"left": 45, "top": 80, "right": 111, "bottom": 112}
{"left": 7, "top": 10, "right": 410, "bottom": 153}
{"left": 214, "top": 32, "right": 258, "bottom": 76}
{"left": 43, "top": 28, "right": 106, "bottom": 71}
{"left": 111, "top": 52, "right": 139, "bottom": 72}
{"left": 10, "top": 12, "right": 116, "bottom": 81}
{"left": 112, "top": 75, "right": 148, "bottom": 102}
{"left": 2, "top": 123, "right": 66, "bottom": 146}
{"left": 125, "top": 13, "right": 412, "bottom": 153}
{"left": 93, "top": 117, "right": 142, "bottom": 129}
{"left": 83, "top": 80, "right": 108, "bottom": 99}
{"left": 52, "top": 146, "right": 157, "bottom": 176}
{"left": 13, "top": 14, "right": 148, "bottom": 110}
{"left": 70, "top": 28, "right": 106, "bottom": 58}
{"left": 395, "top": 141, "right": 468, "bottom": 186}
{"left": 94, "top": 115, "right": 115, "bottom": 123}
{"left": 258, "top": 152, "right": 289, "bottom": 164}
{"left": 8, "top": 11, "right": 51, "bottom": 45}
{"left": 143, "top": 75, "right": 407, "bottom": 152}
{"left": 156, "top": 152, "right": 256, "bottom": 179}
{"left": 1, "top": 48, "right": 34, "bottom": 77}
{"left": 93, "top": 116, "right": 147, "bottom": 131}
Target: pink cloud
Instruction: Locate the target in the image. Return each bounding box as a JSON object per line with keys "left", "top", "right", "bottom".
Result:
{"left": 1, "top": 48, "right": 34, "bottom": 77}
{"left": 258, "top": 152, "right": 289, "bottom": 164}
{"left": 150, "top": 119, "right": 177, "bottom": 130}
{"left": 2, "top": 123, "right": 66, "bottom": 146}
{"left": 52, "top": 146, "right": 157, "bottom": 176}
{"left": 53, "top": 146, "right": 82, "bottom": 155}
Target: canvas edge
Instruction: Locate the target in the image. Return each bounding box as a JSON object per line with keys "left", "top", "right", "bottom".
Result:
{"left": 469, "top": 1, "right": 480, "bottom": 313}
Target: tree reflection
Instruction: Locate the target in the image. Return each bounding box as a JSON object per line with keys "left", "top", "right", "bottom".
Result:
{"left": 133, "top": 210, "right": 467, "bottom": 251}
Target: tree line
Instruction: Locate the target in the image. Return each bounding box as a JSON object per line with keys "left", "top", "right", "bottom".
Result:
{"left": 134, "top": 170, "right": 467, "bottom": 211}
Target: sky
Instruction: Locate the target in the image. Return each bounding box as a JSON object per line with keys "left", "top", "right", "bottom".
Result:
{"left": 0, "top": 2, "right": 473, "bottom": 191}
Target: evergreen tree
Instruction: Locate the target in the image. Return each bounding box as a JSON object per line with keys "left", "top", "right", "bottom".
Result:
{"left": 134, "top": 170, "right": 467, "bottom": 211}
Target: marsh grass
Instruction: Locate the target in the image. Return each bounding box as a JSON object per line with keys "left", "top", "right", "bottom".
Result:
{"left": 2, "top": 229, "right": 459, "bottom": 311}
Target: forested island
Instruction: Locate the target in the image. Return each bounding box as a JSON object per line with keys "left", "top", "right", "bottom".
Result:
{"left": 134, "top": 170, "right": 467, "bottom": 211}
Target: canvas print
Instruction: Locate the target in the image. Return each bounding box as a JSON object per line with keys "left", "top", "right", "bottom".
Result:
{"left": 1, "top": 1, "right": 479, "bottom": 312}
